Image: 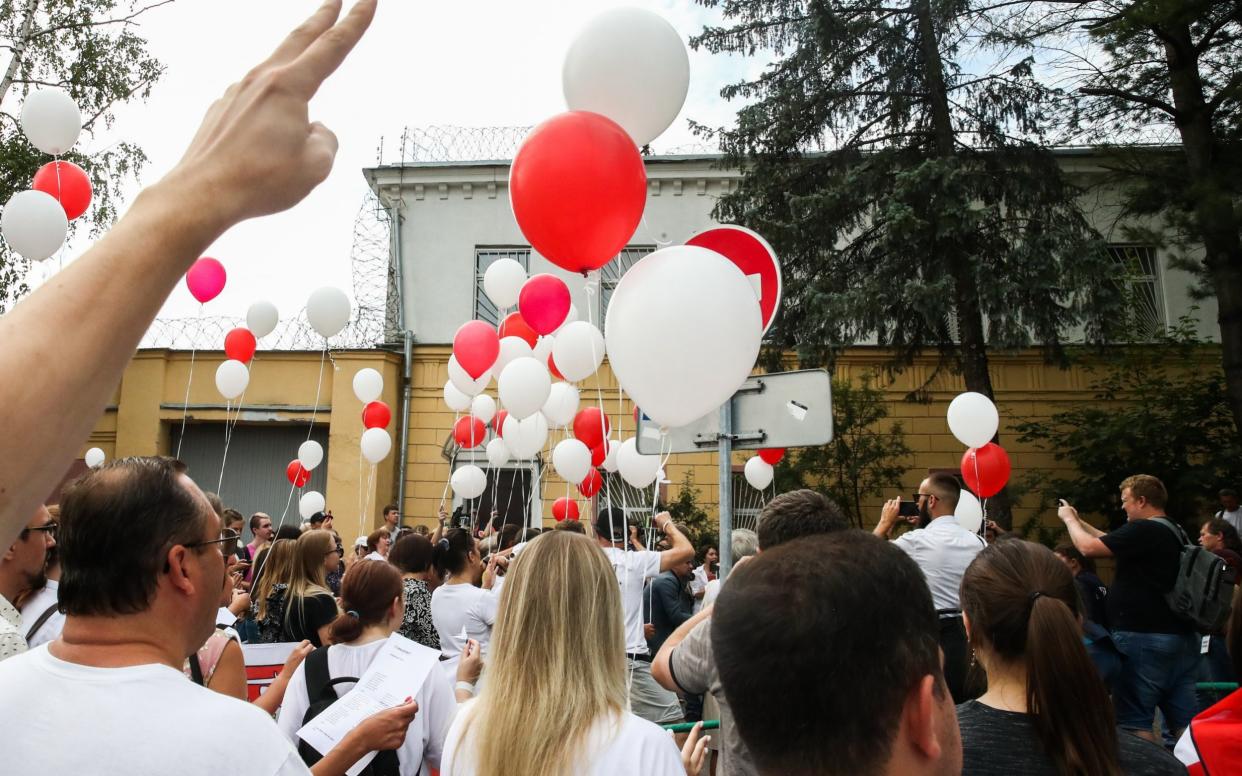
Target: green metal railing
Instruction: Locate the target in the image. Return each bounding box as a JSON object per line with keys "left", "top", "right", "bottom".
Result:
{"left": 1197, "top": 682, "right": 1239, "bottom": 692}
{"left": 663, "top": 720, "right": 721, "bottom": 733}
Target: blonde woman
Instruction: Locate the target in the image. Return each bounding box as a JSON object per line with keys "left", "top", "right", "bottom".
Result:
{"left": 440, "top": 531, "right": 683, "bottom": 776}
{"left": 283, "top": 529, "right": 340, "bottom": 647}
{"left": 249, "top": 538, "right": 298, "bottom": 643}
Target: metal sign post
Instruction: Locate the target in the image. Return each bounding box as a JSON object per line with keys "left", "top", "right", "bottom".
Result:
{"left": 637, "top": 369, "right": 834, "bottom": 579}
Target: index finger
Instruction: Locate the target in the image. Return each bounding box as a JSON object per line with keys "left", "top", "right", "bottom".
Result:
{"left": 264, "top": 0, "right": 343, "bottom": 68}
{"left": 287, "top": 0, "right": 377, "bottom": 97}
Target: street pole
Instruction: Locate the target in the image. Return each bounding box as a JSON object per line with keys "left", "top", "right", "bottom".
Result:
{"left": 718, "top": 399, "right": 733, "bottom": 578}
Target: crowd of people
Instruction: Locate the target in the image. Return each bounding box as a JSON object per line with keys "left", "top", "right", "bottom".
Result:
{"left": 0, "top": 3, "right": 1239, "bottom": 774}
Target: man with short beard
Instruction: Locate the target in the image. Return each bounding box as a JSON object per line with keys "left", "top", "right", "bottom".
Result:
{"left": 0, "top": 506, "right": 57, "bottom": 660}
{"left": 874, "top": 472, "right": 985, "bottom": 702}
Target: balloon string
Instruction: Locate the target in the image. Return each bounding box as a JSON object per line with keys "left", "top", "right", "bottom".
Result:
{"left": 175, "top": 304, "right": 202, "bottom": 459}
{"left": 440, "top": 411, "right": 461, "bottom": 512}
{"left": 356, "top": 445, "right": 366, "bottom": 540}
{"left": 275, "top": 476, "right": 299, "bottom": 535}
{"left": 216, "top": 399, "right": 232, "bottom": 493}
{"left": 306, "top": 345, "right": 328, "bottom": 442}
{"left": 217, "top": 357, "right": 254, "bottom": 494}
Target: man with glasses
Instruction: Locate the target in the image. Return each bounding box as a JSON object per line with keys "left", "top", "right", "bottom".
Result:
{"left": 0, "top": 457, "right": 416, "bottom": 775}
{"left": 875, "top": 473, "right": 985, "bottom": 702}
{"left": 0, "top": 506, "right": 56, "bottom": 661}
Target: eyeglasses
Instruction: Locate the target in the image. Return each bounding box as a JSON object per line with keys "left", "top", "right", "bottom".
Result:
{"left": 22, "top": 521, "right": 58, "bottom": 540}
{"left": 183, "top": 528, "right": 241, "bottom": 552}
{"left": 914, "top": 493, "right": 934, "bottom": 501}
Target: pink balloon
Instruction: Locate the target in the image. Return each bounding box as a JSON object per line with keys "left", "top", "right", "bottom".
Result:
{"left": 453, "top": 320, "right": 500, "bottom": 379}
{"left": 518, "top": 274, "right": 571, "bottom": 335}
{"left": 186, "top": 257, "right": 227, "bottom": 303}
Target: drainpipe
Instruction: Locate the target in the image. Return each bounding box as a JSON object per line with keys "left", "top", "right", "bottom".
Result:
{"left": 387, "top": 190, "right": 413, "bottom": 518}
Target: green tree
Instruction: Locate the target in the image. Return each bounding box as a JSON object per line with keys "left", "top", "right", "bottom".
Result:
{"left": 691, "top": 0, "right": 1123, "bottom": 405}
{"left": 773, "top": 375, "right": 913, "bottom": 527}
{"left": 1015, "top": 316, "right": 1242, "bottom": 529}
{"left": 0, "top": 0, "right": 171, "bottom": 310}
{"left": 664, "top": 472, "right": 718, "bottom": 554}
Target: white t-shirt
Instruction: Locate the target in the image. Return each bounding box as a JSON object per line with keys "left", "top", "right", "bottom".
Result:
{"left": 702, "top": 577, "right": 723, "bottom": 609}
{"left": 277, "top": 638, "right": 456, "bottom": 776}
{"left": 431, "top": 583, "right": 498, "bottom": 674}
{"left": 365, "top": 551, "right": 387, "bottom": 562}
{"left": 440, "top": 699, "right": 683, "bottom": 776}
{"left": 19, "top": 579, "right": 64, "bottom": 649}
{"left": 601, "top": 547, "right": 662, "bottom": 655}
{"left": 0, "top": 644, "right": 308, "bottom": 775}
{"left": 1217, "top": 508, "right": 1242, "bottom": 534}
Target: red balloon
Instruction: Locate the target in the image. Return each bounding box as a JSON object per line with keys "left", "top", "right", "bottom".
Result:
{"left": 453, "top": 321, "right": 499, "bottom": 379}
{"left": 498, "top": 312, "right": 538, "bottom": 348}
{"left": 579, "top": 468, "right": 603, "bottom": 498}
{"left": 453, "top": 416, "right": 488, "bottom": 449}
{"left": 223, "top": 327, "right": 257, "bottom": 363}
{"left": 759, "top": 448, "right": 785, "bottom": 465}
{"left": 286, "top": 459, "right": 310, "bottom": 487}
{"left": 518, "top": 274, "right": 571, "bottom": 335}
{"left": 590, "top": 441, "right": 610, "bottom": 467}
{"left": 362, "top": 401, "right": 391, "bottom": 430}
{"left": 32, "top": 160, "right": 92, "bottom": 220}
{"left": 548, "top": 352, "right": 565, "bottom": 380}
{"left": 573, "top": 407, "right": 611, "bottom": 450}
{"left": 492, "top": 409, "right": 509, "bottom": 432}
{"left": 552, "top": 497, "right": 580, "bottom": 522}
{"left": 961, "top": 443, "right": 1011, "bottom": 498}
{"left": 509, "top": 111, "right": 647, "bottom": 274}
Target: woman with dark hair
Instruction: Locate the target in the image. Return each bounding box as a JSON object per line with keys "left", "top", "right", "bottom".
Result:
{"left": 430, "top": 528, "right": 499, "bottom": 681}
{"left": 957, "top": 540, "right": 1183, "bottom": 776}
{"left": 388, "top": 533, "right": 442, "bottom": 650}
{"left": 276, "top": 560, "right": 455, "bottom": 775}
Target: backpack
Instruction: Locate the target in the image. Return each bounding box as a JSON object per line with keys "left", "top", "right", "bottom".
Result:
{"left": 1152, "top": 518, "right": 1235, "bottom": 632}
{"left": 298, "top": 646, "right": 400, "bottom": 776}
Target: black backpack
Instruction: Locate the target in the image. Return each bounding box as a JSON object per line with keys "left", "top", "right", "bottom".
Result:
{"left": 298, "top": 646, "right": 401, "bottom": 776}
{"left": 1152, "top": 518, "right": 1235, "bottom": 633}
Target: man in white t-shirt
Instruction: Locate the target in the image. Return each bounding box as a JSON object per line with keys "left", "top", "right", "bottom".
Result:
{"left": 593, "top": 506, "right": 693, "bottom": 725}
{"left": 1216, "top": 489, "right": 1242, "bottom": 533}
{"left": 0, "top": 453, "right": 418, "bottom": 776}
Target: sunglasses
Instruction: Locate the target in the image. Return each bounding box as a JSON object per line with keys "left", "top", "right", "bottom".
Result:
{"left": 183, "top": 527, "right": 241, "bottom": 552}
{"left": 22, "top": 521, "right": 58, "bottom": 540}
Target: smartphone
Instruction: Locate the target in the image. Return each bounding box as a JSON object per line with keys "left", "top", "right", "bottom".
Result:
{"left": 898, "top": 500, "right": 919, "bottom": 518}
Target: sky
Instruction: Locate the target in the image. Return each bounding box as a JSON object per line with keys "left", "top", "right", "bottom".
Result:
{"left": 26, "top": 0, "right": 763, "bottom": 331}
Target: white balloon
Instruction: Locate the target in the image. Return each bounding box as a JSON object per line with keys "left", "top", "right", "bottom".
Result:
{"left": 306, "top": 287, "right": 351, "bottom": 339}
{"left": 443, "top": 380, "right": 472, "bottom": 412}
{"left": 214, "top": 359, "right": 249, "bottom": 400}
{"left": 498, "top": 356, "right": 551, "bottom": 420}
{"left": 21, "top": 89, "right": 81, "bottom": 155}
{"left": 353, "top": 368, "right": 384, "bottom": 404}
{"left": 84, "top": 447, "right": 105, "bottom": 469}
{"left": 562, "top": 8, "right": 690, "bottom": 146}
{"left": 2, "top": 189, "right": 67, "bottom": 261}
{"left": 471, "top": 394, "right": 497, "bottom": 425}
{"left": 957, "top": 490, "right": 984, "bottom": 534}
{"left": 947, "top": 392, "right": 999, "bottom": 449}
{"left": 299, "top": 491, "right": 325, "bottom": 519}
{"left": 451, "top": 464, "right": 488, "bottom": 499}
{"left": 552, "top": 439, "right": 593, "bottom": 484}
{"left": 246, "top": 301, "right": 279, "bottom": 339}
{"left": 298, "top": 440, "right": 324, "bottom": 471}
{"left": 495, "top": 336, "right": 534, "bottom": 374}
{"left": 361, "top": 427, "right": 392, "bottom": 463}
{"left": 483, "top": 258, "right": 527, "bottom": 309}
{"left": 502, "top": 413, "right": 549, "bottom": 458}
{"left": 605, "top": 246, "right": 762, "bottom": 429}
{"left": 532, "top": 334, "right": 555, "bottom": 364}
{"left": 553, "top": 321, "right": 606, "bottom": 382}
{"left": 448, "top": 355, "right": 491, "bottom": 396}
{"left": 485, "top": 437, "right": 511, "bottom": 468}
{"left": 744, "top": 456, "right": 774, "bottom": 490}
{"left": 542, "top": 382, "right": 580, "bottom": 426}
{"left": 602, "top": 439, "right": 620, "bottom": 473}
{"left": 617, "top": 437, "right": 660, "bottom": 488}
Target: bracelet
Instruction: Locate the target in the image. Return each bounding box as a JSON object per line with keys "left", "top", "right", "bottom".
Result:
{"left": 455, "top": 680, "right": 476, "bottom": 696}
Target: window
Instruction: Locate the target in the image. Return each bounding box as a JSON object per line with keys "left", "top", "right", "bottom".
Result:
{"left": 597, "top": 471, "right": 664, "bottom": 531}
{"left": 1109, "top": 245, "right": 1166, "bottom": 341}
{"left": 474, "top": 248, "right": 531, "bottom": 326}
{"left": 730, "top": 471, "right": 767, "bottom": 533}
{"left": 599, "top": 245, "right": 656, "bottom": 324}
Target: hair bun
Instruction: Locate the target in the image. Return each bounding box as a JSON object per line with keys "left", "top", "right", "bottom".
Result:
{"left": 346, "top": 609, "right": 360, "bottom": 618}
{"left": 438, "top": 538, "right": 451, "bottom": 552}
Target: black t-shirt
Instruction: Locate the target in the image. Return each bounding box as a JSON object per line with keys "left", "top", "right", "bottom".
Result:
{"left": 1075, "top": 570, "right": 1109, "bottom": 628}
{"left": 283, "top": 592, "right": 338, "bottom": 647}
{"left": 1100, "top": 518, "right": 1191, "bottom": 634}
{"left": 957, "top": 701, "right": 1186, "bottom": 776}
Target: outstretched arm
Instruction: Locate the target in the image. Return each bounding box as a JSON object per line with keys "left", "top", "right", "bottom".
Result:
{"left": 0, "top": 0, "right": 377, "bottom": 548}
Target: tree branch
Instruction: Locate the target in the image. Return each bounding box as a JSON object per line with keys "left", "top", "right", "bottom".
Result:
{"left": 0, "top": 0, "right": 41, "bottom": 108}
{"left": 1206, "top": 72, "right": 1242, "bottom": 116}
{"left": 1080, "top": 86, "right": 1179, "bottom": 118}
{"left": 81, "top": 70, "right": 164, "bottom": 132}
{"left": 27, "top": 0, "right": 176, "bottom": 41}
{"left": 1194, "top": 5, "right": 1242, "bottom": 55}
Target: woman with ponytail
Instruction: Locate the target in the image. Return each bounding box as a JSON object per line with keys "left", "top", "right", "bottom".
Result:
{"left": 276, "top": 559, "right": 456, "bottom": 775}
{"left": 957, "top": 539, "right": 1183, "bottom": 775}
{"left": 430, "top": 527, "right": 501, "bottom": 680}
{"left": 439, "top": 530, "right": 683, "bottom": 776}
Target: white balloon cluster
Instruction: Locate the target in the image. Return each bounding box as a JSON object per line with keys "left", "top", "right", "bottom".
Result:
{"left": 946, "top": 391, "right": 1000, "bottom": 532}
{"left": 3, "top": 89, "right": 82, "bottom": 261}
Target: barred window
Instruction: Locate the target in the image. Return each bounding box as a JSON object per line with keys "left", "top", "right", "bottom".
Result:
{"left": 474, "top": 248, "right": 531, "bottom": 326}
{"left": 1109, "top": 245, "right": 1166, "bottom": 341}
{"left": 598, "top": 245, "right": 656, "bottom": 324}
